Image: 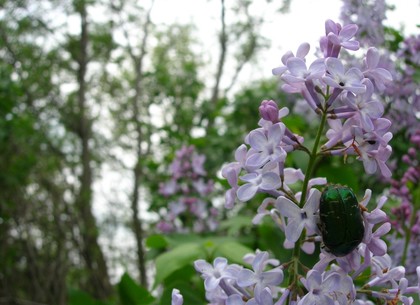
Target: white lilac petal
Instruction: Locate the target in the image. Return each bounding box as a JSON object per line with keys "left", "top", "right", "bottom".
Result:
{"left": 368, "top": 237, "right": 387, "bottom": 256}
{"left": 272, "top": 66, "right": 287, "bottom": 76}
{"left": 296, "top": 42, "right": 310, "bottom": 58}
{"left": 237, "top": 268, "right": 257, "bottom": 287}
{"left": 237, "top": 183, "right": 259, "bottom": 202}
{"left": 246, "top": 152, "right": 269, "bottom": 168}
{"left": 226, "top": 294, "right": 245, "bottom": 305}
{"left": 252, "top": 251, "right": 269, "bottom": 273}
{"left": 205, "top": 276, "right": 222, "bottom": 291}
{"left": 214, "top": 257, "right": 228, "bottom": 269}
{"left": 235, "top": 144, "right": 248, "bottom": 163}
{"left": 171, "top": 289, "right": 184, "bottom": 305}
{"left": 285, "top": 219, "right": 305, "bottom": 242}
{"left": 363, "top": 157, "right": 377, "bottom": 174}
{"left": 275, "top": 196, "right": 300, "bottom": 218}
{"left": 282, "top": 74, "right": 306, "bottom": 84}
{"left": 268, "top": 123, "right": 285, "bottom": 145}
{"left": 240, "top": 173, "right": 258, "bottom": 183}
{"left": 369, "top": 68, "right": 393, "bottom": 82}
{"left": 225, "top": 168, "right": 239, "bottom": 187}
{"left": 304, "top": 189, "right": 321, "bottom": 214}
{"left": 252, "top": 197, "right": 276, "bottom": 224}
{"left": 248, "top": 130, "right": 268, "bottom": 151}
{"left": 225, "top": 264, "right": 243, "bottom": 278}
{"left": 194, "top": 259, "right": 214, "bottom": 274}
{"left": 286, "top": 57, "right": 307, "bottom": 76}
{"left": 225, "top": 189, "right": 236, "bottom": 209}
{"left": 325, "top": 57, "right": 345, "bottom": 75}
{"left": 340, "top": 24, "right": 358, "bottom": 40}
{"left": 301, "top": 241, "right": 315, "bottom": 254}
{"left": 341, "top": 40, "right": 359, "bottom": 51}
{"left": 284, "top": 168, "right": 305, "bottom": 184}
{"left": 261, "top": 268, "right": 284, "bottom": 286}
{"left": 367, "top": 208, "right": 387, "bottom": 224}
{"left": 325, "top": 19, "right": 339, "bottom": 35}
{"left": 359, "top": 189, "right": 372, "bottom": 207}
{"left": 307, "top": 177, "right": 327, "bottom": 189}
{"left": 257, "top": 288, "right": 273, "bottom": 305}
{"left": 366, "top": 47, "right": 380, "bottom": 68}
{"left": 377, "top": 150, "right": 392, "bottom": 178}
{"left": 260, "top": 172, "right": 281, "bottom": 190}
{"left": 278, "top": 107, "right": 290, "bottom": 119}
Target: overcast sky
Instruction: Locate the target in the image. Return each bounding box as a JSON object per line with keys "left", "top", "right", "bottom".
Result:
{"left": 150, "top": 0, "right": 420, "bottom": 90}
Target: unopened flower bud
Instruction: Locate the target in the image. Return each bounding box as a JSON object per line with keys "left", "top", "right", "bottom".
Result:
{"left": 259, "top": 100, "right": 279, "bottom": 123}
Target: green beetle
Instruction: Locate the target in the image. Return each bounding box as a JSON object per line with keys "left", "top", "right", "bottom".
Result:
{"left": 319, "top": 185, "right": 365, "bottom": 257}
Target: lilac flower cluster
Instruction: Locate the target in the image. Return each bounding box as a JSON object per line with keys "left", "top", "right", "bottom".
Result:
{"left": 156, "top": 145, "right": 218, "bottom": 233}
{"left": 340, "top": 0, "right": 387, "bottom": 47}
{"left": 339, "top": 0, "right": 419, "bottom": 136}
{"left": 384, "top": 34, "right": 420, "bottom": 135}
{"left": 170, "top": 20, "right": 420, "bottom": 305}
{"left": 388, "top": 129, "right": 420, "bottom": 284}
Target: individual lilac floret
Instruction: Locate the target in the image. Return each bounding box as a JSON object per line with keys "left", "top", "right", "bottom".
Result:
{"left": 275, "top": 188, "right": 321, "bottom": 243}
{"left": 237, "top": 251, "right": 284, "bottom": 298}
{"left": 298, "top": 269, "right": 355, "bottom": 305}
{"left": 236, "top": 162, "right": 281, "bottom": 202}
{"left": 194, "top": 257, "right": 241, "bottom": 291}
{"left": 363, "top": 47, "right": 393, "bottom": 91}
{"left": 321, "top": 20, "right": 359, "bottom": 58}
{"left": 323, "top": 57, "right": 366, "bottom": 95}
{"left": 281, "top": 58, "right": 325, "bottom": 87}
{"left": 246, "top": 123, "right": 288, "bottom": 168}
{"left": 247, "top": 287, "right": 274, "bottom": 305}
{"left": 339, "top": 79, "right": 384, "bottom": 131}
{"left": 272, "top": 42, "right": 310, "bottom": 76}
{"left": 171, "top": 289, "right": 183, "bottom": 305}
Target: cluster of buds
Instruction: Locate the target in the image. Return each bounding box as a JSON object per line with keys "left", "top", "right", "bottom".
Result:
{"left": 156, "top": 145, "right": 218, "bottom": 233}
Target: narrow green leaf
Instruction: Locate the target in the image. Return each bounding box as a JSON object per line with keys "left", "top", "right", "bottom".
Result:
{"left": 214, "top": 241, "right": 253, "bottom": 265}
{"left": 118, "top": 273, "right": 155, "bottom": 305}
{"left": 146, "top": 234, "right": 168, "bottom": 249}
{"left": 154, "top": 243, "right": 204, "bottom": 288}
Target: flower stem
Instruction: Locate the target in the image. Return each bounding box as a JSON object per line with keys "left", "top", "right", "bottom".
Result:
{"left": 286, "top": 110, "right": 328, "bottom": 302}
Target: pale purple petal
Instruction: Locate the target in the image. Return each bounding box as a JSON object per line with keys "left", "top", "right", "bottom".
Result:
{"left": 366, "top": 47, "right": 380, "bottom": 69}
{"left": 237, "top": 183, "right": 258, "bottom": 202}
{"left": 275, "top": 196, "right": 300, "bottom": 218}
{"left": 248, "top": 130, "right": 267, "bottom": 151}
{"left": 296, "top": 42, "right": 310, "bottom": 58}
{"left": 285, "top": 219, "right": 305, "bottom": 242}
{"left": 260, "top": 172, "right": 281, "bottom": 190}
{"left": 339, "top": 24, "right": 358, "bottom": 40}
{"left": 171, "top": 289, "right": 183, "bottom": 305}
{"left": 237, "top": 269, "right": 257, "bottom": 287}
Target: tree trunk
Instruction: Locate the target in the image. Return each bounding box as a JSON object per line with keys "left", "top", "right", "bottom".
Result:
{"left": 74, "top": 2, "right": 113, "bottom": 299}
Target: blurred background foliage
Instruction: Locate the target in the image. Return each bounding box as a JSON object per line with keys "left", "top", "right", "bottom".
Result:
{"left": 0, "top": 0, "right": 418, "bottom": 305}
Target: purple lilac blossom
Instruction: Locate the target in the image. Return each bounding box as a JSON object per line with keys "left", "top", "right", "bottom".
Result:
{"left": 185, "top": 19, "right": 420, "bottom": 305}
{"left": 340, "top": 0, "right": 387, "bottom": 47}
{"left": 156, "top": 145, "right": 218, "bottom": 233}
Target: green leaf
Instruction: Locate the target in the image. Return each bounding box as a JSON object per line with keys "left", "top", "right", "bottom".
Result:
{"left": 317, "top": 163, "right": 359, "bottom": 194}
{"left": 218, "top": 215, "right": 253, "bottom": 235}
{"left": 118, "top": 273, "right": 155, "bottom": 305}
{"left": 214, "top": 241, "right": 253, "bottom": 265}
{"left": 154, "top": 243, "right": 204, "bottom": 287}
{"left": 146, "top": 234, "right": 168, "bottom": 249}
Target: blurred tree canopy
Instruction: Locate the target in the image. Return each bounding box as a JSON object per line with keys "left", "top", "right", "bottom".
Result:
{"left": 0, "top": 0, "right": 286, "bottom": 304}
